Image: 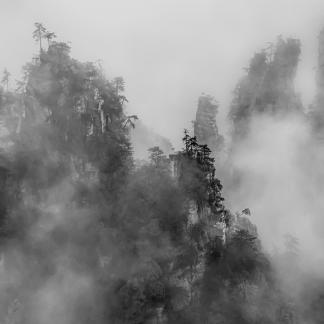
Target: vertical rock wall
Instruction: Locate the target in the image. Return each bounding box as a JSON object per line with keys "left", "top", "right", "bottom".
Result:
{"left": 194, "top": 94, "right": 224, "bottom": 158}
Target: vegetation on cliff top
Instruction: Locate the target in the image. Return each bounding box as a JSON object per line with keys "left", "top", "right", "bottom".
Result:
{"left": 0, "top": 23, "right": 323, "bottom": 324}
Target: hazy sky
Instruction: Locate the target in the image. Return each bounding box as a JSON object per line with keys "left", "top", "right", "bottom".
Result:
{"left": 1, "top": 0, "right": 324, "bottom": 146}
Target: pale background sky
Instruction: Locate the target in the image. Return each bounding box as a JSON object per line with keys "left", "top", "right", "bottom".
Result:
{"left": 1, "top": 0, "right": 324, "bottom": 147}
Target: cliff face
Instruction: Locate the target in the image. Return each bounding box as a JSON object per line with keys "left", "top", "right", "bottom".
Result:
{"left": 229, "top": 37, "right": 303, "bottom": 141}
{"left": 167, "top": 139, "right": 261, "bottom": 321}
{"left": 310, "top": 28, "right": 324, "bottom": 138}
{"left": 194, "top": 94, "right": 224, "bottom": 157}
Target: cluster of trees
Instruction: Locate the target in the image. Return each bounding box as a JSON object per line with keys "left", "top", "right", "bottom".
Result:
{"left": 0, "top": 25, "right": 323, "bottom": 324}
{"left": 229, "top": 36, "right": 303, "bottom": 140}
{"left": 225, "top": 33, "right": 324, "bottom": 324}
{"left": 181, "top": 130, "right": 224, "bottom": 216}
{"left": 0, "top": 24, "right": 134, "bottom": 323}
{"left": 32, "top": 22, "right": 57, "bottom": 51}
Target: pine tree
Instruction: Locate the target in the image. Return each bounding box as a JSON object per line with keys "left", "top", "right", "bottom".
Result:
{"left": 32, "top": 22, "right": 47, "bottom": 53}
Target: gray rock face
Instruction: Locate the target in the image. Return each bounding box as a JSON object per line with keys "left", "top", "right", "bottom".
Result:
{"left": 310, "top": 28, "right": 324, "bottom": 139}
{"left": 229, "top": 37, "right": 303, "bottom": 141}
{"left": 194, "top": 94, "right": 224, "bottom": 156}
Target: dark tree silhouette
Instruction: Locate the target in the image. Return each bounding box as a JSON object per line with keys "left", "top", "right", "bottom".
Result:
{"left": 32, "top": 22, "right": 47, "bottom": 52}
{"left": 44, "top": 31, "right": 57, "bottom": 46}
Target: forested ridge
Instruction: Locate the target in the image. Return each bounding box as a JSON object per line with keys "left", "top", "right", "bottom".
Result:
{"left": 0, "top": 23, "right": 323, "bottom": 324}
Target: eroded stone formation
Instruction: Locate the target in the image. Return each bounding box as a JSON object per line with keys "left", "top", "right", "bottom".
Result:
{"left": 309, "top": 28, "right": 324, "bottom": 139}
{"left": 194, "top": 94, "right": 224, "bottom": 157}
{"left": 229, "top": 37, "right": 303, "bottom": 141}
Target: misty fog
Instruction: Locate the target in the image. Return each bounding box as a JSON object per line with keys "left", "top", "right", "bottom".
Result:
{"left": 1, "top": 1, "right": 324, "bottom": 323}
{"left": 1, "top": 0, "right": 324, "bottom": 145}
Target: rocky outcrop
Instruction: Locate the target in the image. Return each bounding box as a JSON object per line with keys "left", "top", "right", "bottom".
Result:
{"left": 310, "top": 28, "right": 324, "bottom": 139}
{"left": 194, "top": 94, "right": 224, "bottom": 157}
{"left": 229, "top": 37, "right": 303, "bottom": 141}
